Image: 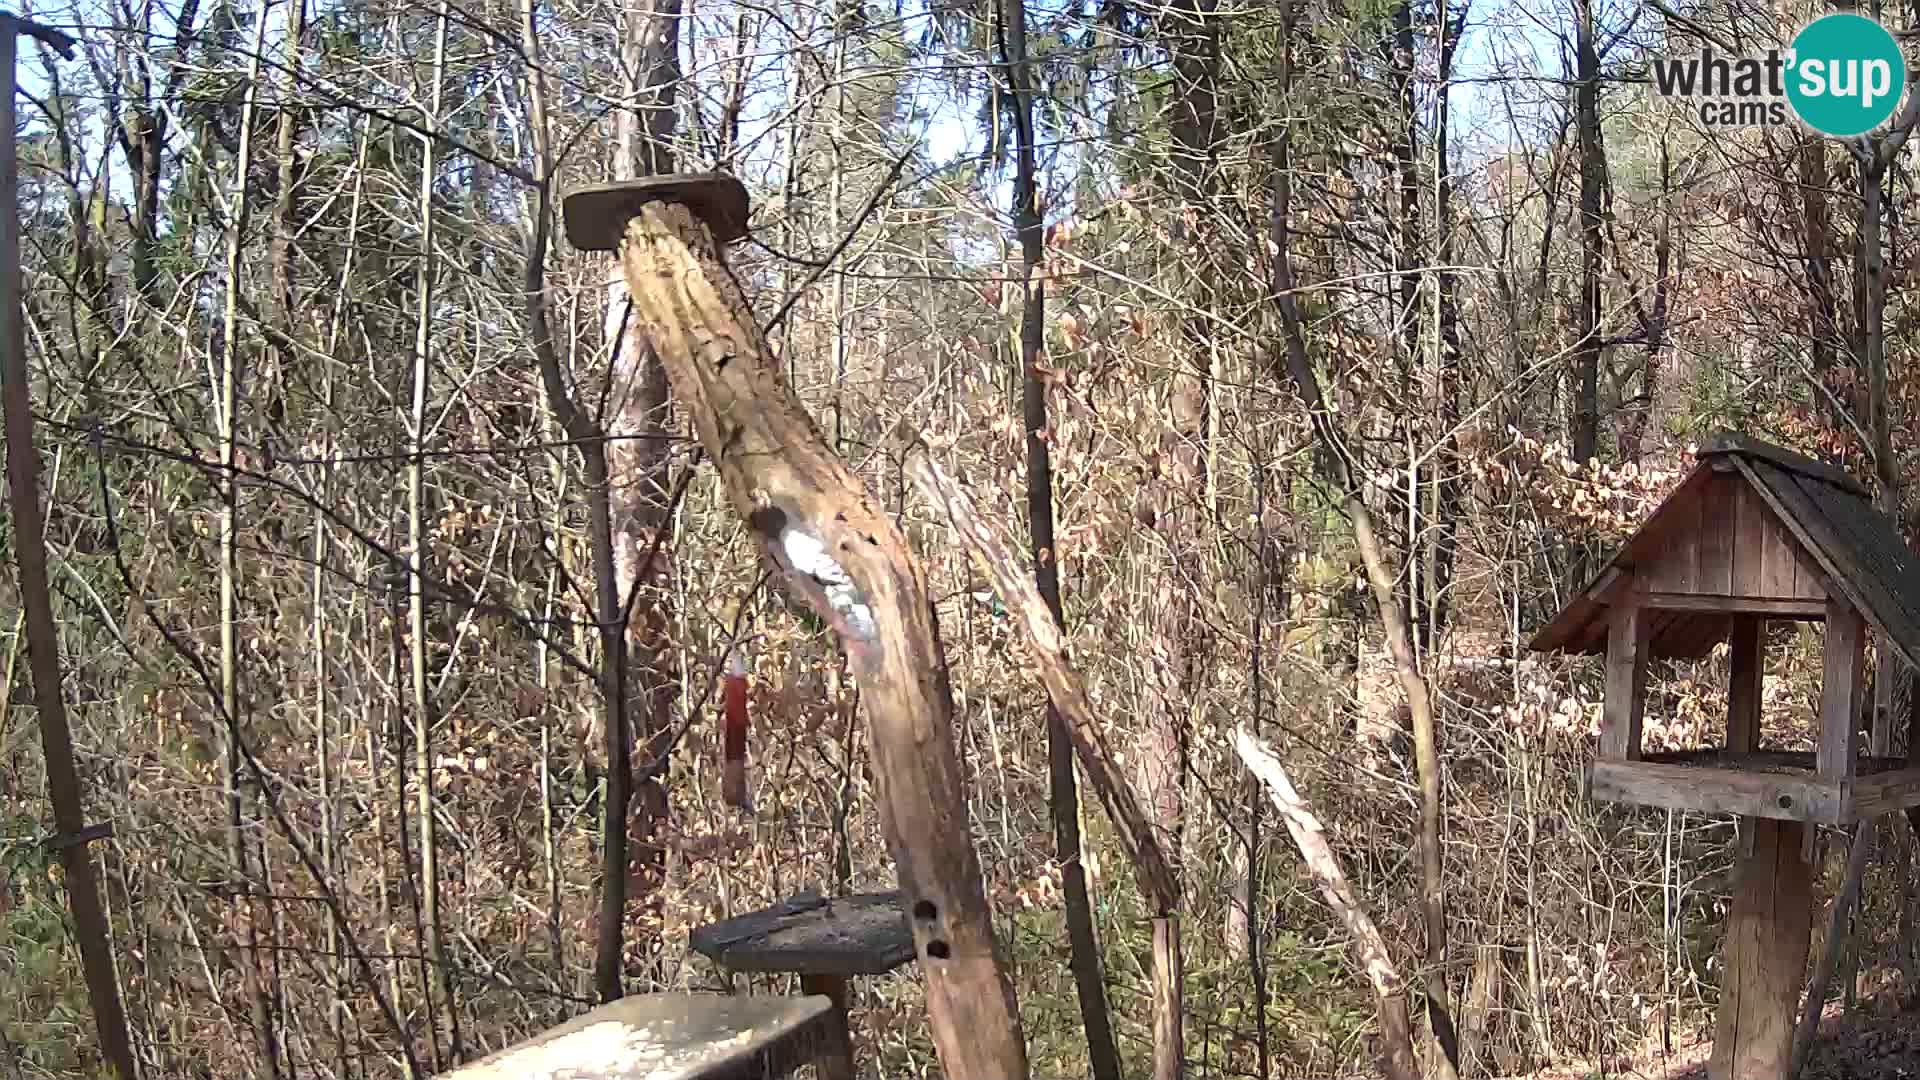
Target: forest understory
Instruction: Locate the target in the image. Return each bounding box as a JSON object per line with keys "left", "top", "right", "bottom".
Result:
{"left": 9, "top": 0, "right": 1920, "bottom": 1076}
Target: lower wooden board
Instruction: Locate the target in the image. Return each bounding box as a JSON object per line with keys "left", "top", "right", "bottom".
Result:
{"left": 1851, "top": 766, "right": 1920, "bottom": 819}
{"left": 1588, "top": 754, "right": 1920, "bottom": 825}
{"left": 1590, "top": 759, "right": 1839, "bottom": 823}
{"left": 440, "top": 993, "right": 833, "bottom": 1080}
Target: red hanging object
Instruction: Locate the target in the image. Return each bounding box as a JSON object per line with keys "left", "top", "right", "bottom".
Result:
{"left": 720, "top": 647, "right": 751, "bottom": 810}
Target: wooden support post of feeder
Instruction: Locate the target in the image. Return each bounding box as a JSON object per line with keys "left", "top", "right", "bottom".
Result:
{"left": 1711, "top": 815, "right": 1813, "bottom": 1080}
{"left": 560, "top": 175, "right": 1030, "bottom": 1080}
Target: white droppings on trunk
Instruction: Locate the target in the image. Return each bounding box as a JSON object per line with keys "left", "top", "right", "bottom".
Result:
{"left": 777, "top": 523, "right": 877, "bottom": 640}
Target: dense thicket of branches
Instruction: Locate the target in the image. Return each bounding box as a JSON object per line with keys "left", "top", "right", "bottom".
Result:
{"left": 6, "top": 0, "right": 1920, "bottom": 1075}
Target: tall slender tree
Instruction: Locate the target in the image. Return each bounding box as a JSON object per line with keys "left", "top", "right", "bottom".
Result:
{"left": 997, "top": 0, "right": 1122, "bottom": 1074}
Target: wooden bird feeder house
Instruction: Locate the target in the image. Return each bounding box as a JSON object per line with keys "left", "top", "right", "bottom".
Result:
{"left": 1531, "top": 431, "right": 1920, "bottom": 1079}
{"left": 1532, "top": 432, "right": 1920, "bottom": 823}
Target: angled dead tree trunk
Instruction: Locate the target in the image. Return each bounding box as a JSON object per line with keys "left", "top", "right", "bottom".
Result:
{"left": 909, "top": 455, "right": 1179, "bottom": 911}
{"left": 590, "top": 191, "right": 1030, "bottom": 1080}
{"left": 1233, "top": 730, "right": 1420, "bottom": 1080}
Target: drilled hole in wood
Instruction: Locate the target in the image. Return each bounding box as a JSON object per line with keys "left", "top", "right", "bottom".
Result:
{"left": 925, "top": 939, "right": 951, "bottom": 960}
{"left": 912, "top": 900, "right": 937, "bottom": 921}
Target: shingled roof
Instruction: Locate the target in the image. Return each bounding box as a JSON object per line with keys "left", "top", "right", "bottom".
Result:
{"left": 1529, "top": 432, "right": 1920, "bottom": 670}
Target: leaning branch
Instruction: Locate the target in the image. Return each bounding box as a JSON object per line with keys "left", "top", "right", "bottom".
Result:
{"left": 908, "top": 453, "right": 1179, "bottom": 913}
{"left": 1232, "top": 728, "right": 1420, "bottom": 1080}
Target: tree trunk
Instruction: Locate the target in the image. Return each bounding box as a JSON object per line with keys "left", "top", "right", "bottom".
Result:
{"left": 215, "top": 9, "right": 281, "bottom": 1074}
{"left": 606, "top": 0, "right": 684, "bottom": 977}
{"left": 1267, "top": 28, "right": 1460, "bottom": 1073}
{"left": 408, "top": 0, "right": 460, "bottom": 1058}
{"left": 1420, "top": 0, "right": 1463, "bottom": 659}
{"left": 268, "top": 0, "right": 306, "bottom": 336}
{"left": 615, "top": 199, "right": 1031, "bottom": 1080}
{"left": 1791, "top": 822, "right": 1871, "bottom": 1078}
{"left": 998, "top": 0, "right": 1122, "bottom": 1073}
{"left": 1798, "top": 135, "right": 1840, "bottom": 427}
{"left": 1, "top": 21, "right": 139, "bottom": 1078}
{"left": 1571, "top": 0, "right": 1602, "bottom": 465}
{"left": 1150, "top": 2, "right": 1222, "bottom": 1073}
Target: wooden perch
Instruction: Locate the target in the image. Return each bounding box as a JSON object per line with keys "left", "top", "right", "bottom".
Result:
{"left": 576, "top": 183, "right": 1029, "bottom": 1080}
{"left": 1232, "top": 727, "right": 1420, "bottom": 1080}
{"left": 908, "top": 454, "right": 1179, "bottom": 913}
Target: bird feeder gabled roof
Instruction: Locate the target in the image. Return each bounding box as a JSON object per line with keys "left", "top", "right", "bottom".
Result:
{"left": 1529, "top": 432, "right": 1920, "bottom": 670}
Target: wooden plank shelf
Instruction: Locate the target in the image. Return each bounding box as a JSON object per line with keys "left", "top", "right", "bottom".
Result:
{"left": 689, "top": 891, "right": 914, "bottom": 977}
{"left": 440, "top": 993, "right": 833, "bottom": 1080}
{"left": 687, "top": 892, "right": 914, "bottom": 1080}
{"left": 1589, "top": 751, "right": 1920, "bottom": 824}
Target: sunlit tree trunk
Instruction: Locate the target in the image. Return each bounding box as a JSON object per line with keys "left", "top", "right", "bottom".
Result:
{"left": 407, "top": 0, "right": 459, "bottom": 1059}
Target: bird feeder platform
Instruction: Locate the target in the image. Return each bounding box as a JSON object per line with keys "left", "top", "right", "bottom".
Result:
{"left": 1532, "top": 432, "right": 1920, "bottom": 1080}
{"left": 690, "top": 891, "right": 914, "bottom": 1080}
{"left": 1590, "top": 749, "right": 1920, "bottom": 825}
{"left": 437, "top": 992, "right": 834, "bottom": 1080}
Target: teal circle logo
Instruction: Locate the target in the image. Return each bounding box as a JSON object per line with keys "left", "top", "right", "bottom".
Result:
{"left": 1786, "top": 14, "right": 1907, "bottom": 136}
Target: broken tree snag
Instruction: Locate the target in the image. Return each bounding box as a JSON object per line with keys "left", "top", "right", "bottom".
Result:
{"left": 605, "top": 195, "right": 1030, "bottom": 1080}
{"left": 1710, "top": 817, "right": 1812, "bottom": 1080}
{"left": 907, "top": 454, "right": 1178, "bottom": 913}
{"left": 1232, "top": 728, "right": 1420, "bottom": 1080}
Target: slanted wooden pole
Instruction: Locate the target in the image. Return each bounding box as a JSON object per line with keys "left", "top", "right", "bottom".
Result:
{"left": 572, "top": 181, "right": 1030, "bottom": 1080}
{"left": 906, "top": 455, "right": 1177, "bottom": 908}
{"left": 0, "top": 16, "right": 138, "bottom": 1080}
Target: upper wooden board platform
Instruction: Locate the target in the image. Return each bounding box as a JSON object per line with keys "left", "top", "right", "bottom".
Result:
{"left": 439, "top": 993, "right": 831, "bottom": 1080}
{"left": 562, "top": 174, "right": 751, "bottom": 251}
{"left": 690, "top": 891, "right": 916, "bottom": 977}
